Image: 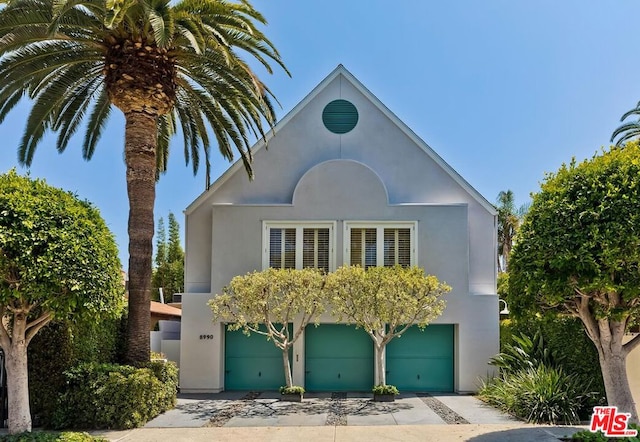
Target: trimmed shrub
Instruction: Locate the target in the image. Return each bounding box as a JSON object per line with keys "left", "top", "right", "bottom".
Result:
{"left": 479, "top": 365, "right": 597, "bottom": 424}
{"left": 54, "top": 361, "right": 178, "bottom": 430}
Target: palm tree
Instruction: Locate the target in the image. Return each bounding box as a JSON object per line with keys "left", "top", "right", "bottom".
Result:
{"left": 496, "top": 190, "right": 527, "bottom": 273}
{"left": 0, "top": 0, "right": 288, "bottom": 364}
{"left": 611, "top": 101, "right": 640, "bottom": 146}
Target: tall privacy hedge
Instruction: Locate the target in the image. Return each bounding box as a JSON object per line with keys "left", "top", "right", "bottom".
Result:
{"left": 28, "top": 315, "right": 126, "bottom": 427}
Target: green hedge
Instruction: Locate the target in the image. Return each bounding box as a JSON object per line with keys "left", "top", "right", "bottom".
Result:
{"left": 53, "top": 361, "right": 177, "bottom": 430}
{"left": 28, "top": 316, "right": 125, "bottom": 427}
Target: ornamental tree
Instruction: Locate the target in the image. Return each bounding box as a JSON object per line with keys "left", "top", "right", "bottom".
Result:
{"left": 0, "top": 171, "right": 124, "bottom": 434}
{"left": 325, "top": 265, "right": 449, "bottom": 387}
{"left": 508, "top": 142, "right": 640, "bottom": 422}
{"left": 209, "top": 268, "right": 327, "bottom": 388}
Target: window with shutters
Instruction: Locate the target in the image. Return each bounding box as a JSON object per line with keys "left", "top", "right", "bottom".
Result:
{"left": 263, "top": 222, "right": 335, "bottom": 272}
{"left": 345, "top": 222, "right": 417, "bottom": 268}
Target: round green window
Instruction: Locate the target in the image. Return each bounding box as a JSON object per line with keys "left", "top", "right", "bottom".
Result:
{"left": 322, "top": 99, "right": 358, "bottom": 134}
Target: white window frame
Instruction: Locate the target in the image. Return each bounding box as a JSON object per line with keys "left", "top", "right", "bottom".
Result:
{"left": 343, "top": 221, "right": 418, "bottom": 267}
{"left": 262, "top": 221, "right": 336, "bottom": 271}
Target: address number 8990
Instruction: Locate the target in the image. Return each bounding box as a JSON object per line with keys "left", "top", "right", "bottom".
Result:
{"left": 199, "top": 334, "right": 214, "bottom": 340}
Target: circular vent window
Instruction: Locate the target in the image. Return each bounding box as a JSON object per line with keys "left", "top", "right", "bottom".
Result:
{"left": 322, "top": 99, "right": 358, "bottom": 134}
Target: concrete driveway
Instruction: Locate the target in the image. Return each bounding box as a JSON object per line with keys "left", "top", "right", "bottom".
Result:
{"left": 145, "top": 391, "right": 518, "bottom": 428}
{"left": 85, "top": 391, "right": 587, "bottom": 441}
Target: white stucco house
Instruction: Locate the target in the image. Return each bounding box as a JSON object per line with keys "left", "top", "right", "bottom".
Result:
{"left": 179, "top": 65, "right": 499, "bottom": 393}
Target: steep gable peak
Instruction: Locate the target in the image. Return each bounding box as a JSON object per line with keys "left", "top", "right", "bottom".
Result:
{"left": 185, "top": 65, "right": 496, "bottom": 216}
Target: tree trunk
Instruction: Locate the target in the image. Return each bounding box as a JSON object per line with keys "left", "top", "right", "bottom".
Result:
{"left": 124, "top": 110, "right": 157, "bottom": 364}
{"left": 282, "top": 347, "right": 293, "bottom": 387}
{"left": 599, "top": 347, "right": 638, "bottom": 422}
{"left": 375, "top": 342, "right": 386, "bottom": 386}
{"left": 579, "top": 310, "right": 638, "bottom": 423}
{"left": 5, "top": 316, "right": 31, "bottom": 434}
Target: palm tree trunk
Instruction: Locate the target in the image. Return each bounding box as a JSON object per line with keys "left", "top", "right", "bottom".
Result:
{"left": 124, "top": 110, "right": 157, "bottom": 364}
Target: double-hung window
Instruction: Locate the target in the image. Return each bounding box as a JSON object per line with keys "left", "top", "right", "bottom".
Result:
{"left": 345, "top": 222, "right": 417, "bottom": 268}
{"left": 263, "top": 222, "right": 335, "bottom": 272}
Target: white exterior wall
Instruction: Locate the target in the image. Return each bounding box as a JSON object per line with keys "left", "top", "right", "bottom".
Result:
{"left": 180, "top": 67, "right": 498, "bottom": 393}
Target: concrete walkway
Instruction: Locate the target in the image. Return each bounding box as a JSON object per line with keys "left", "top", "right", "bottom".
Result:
{"left": 88, "top": 392, "right": 588, "bottom": 441}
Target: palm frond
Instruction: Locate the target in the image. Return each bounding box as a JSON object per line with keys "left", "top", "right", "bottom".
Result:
{"left": 82, "top": 87, "right": 111, "bottom": 160}
{"left": 146, "top": 0, "right": 173, "bottom": 48}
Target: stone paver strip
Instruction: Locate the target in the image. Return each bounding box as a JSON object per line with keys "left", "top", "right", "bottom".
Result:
{"left": 391, "top": 396, "right": 445, "bottom": 425}
{"left": 325, "top": 392, "right": 348, "bottom": 425}
{"left": 416, "top": 393, "right": 469, "bottom": 424}
{"left": 432, "top": 394, "right": 517, "bottom": 424}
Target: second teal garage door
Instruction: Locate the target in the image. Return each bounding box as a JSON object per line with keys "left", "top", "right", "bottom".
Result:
{"left": 386, "top": 324, "right": 454, "bottom": 392}
{"left": 305, "top": 324, "right": 373, "bottom": 391}
{"left": 224, "top": 326, "right": 290, "bottom": 390}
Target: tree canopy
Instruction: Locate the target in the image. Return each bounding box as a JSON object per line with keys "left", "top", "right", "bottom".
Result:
{"left": 326, "top": 265, "right": 449, "bottom": 386}
{"left": 0, "top": 170, "right": 124, "bottom": 324}
{"left": 209, "top": 268, "right": 327, "bottom": 387}
{"left": 509, "top": 145, "right": 640, "bottom": 317}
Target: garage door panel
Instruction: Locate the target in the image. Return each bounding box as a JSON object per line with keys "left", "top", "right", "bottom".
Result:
{"left": 387, "top": 325, "right": 454, "bottom": 392}
{"left": 225, "top": 355, "right": 284, "bottom": 390}
{"left": 305, "top": 325, "right": 373, "bottom": 391}
{"left": 224, "top": 325, "right": 291, "bottom": 391}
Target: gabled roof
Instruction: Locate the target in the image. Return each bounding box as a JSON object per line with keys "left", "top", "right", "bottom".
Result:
{"left": 185, "top": 65, "right": 496, "bottom": 216}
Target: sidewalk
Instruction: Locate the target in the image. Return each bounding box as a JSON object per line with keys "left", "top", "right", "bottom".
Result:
{"left": 94, "top": 424, "right": 584, "bottom": 442}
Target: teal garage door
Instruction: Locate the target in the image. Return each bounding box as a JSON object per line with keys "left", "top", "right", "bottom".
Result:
{"left": 305, "top": 324, "right": 373, "bottom": 391}
{"left": 386, "top": 324, "right": 454, "bottom": 392}
{"left": 224, "top": 326, "right": 290, "bottom": 390}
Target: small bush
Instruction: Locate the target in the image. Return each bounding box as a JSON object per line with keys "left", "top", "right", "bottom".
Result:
{"left": 479, "top": 365, "right": 596, "bottom": 424}
{"left": 279, "top": 385, "right": 305, "bottom": 395}
{"left": 0, "top": 432, "right": 107, "bottom": 442}
{"left": 54, "top": 361, "right": 178, "bottom": 430}
{"left": 372, "top": 384, "right": 399, "bottom": 395}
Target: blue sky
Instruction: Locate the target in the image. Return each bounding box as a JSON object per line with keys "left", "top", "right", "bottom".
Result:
{"left": 1, "top": 1, "right": 639, "bottom": 266}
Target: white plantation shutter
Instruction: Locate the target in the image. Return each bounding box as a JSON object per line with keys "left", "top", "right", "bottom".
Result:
{"left": 350, "top": 228, "right": 377, "bottom": 268}
{"left": 269, "top": 228, "right": 296, "bottom": 269}
{"left": 384, "top": 228, "right": 411, "bottom": 267}
{"left": 303, "top": 228, "right": 330, "bottom": 272}
{"left": 264, "top": 223, "right": 334, "bottom": 271}
{"left": 346, "top": 223, "right": 416, "bottom": 268}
